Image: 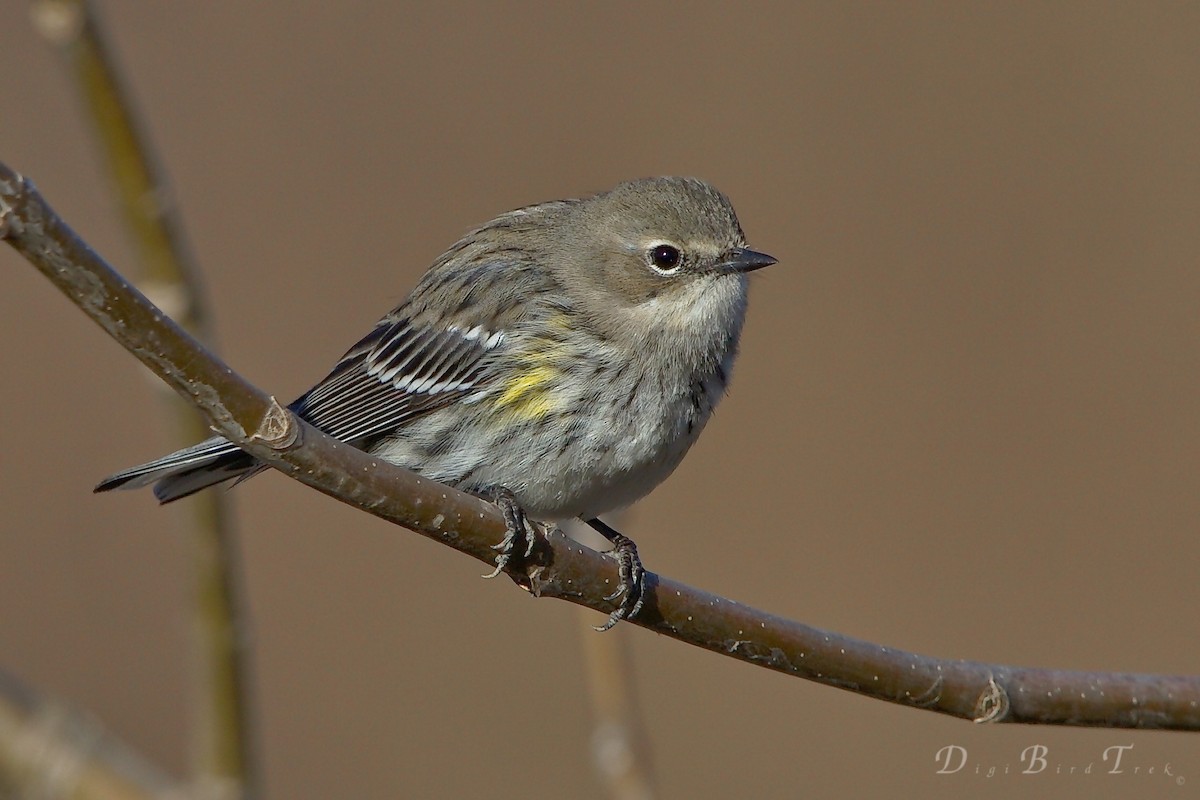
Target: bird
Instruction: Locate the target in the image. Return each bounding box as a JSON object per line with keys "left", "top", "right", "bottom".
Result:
{"left": 95, "top": 176, "right": 777, "bottom": 628}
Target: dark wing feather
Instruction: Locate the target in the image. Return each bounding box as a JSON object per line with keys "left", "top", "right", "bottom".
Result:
{"left": 291, "top": 316, "right": 503, "bottom": 446}
{"left": 95, "top": 203, "right": 574, "bottom": 503}
{"left": 97, "top": 317, "right": 504, "bottom": 502}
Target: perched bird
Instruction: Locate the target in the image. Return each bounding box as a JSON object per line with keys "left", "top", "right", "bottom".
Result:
{"left": 96, "top": 176, "right": 776, "bottom": 628}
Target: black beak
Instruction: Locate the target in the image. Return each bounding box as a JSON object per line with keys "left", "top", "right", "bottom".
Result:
{"left": 717, "top": 247, "right": 778, "bottom": 274}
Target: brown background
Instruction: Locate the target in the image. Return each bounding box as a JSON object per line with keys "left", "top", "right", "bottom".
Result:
{"left": 2, "top": 3, "right": 1197, "bottom": 798}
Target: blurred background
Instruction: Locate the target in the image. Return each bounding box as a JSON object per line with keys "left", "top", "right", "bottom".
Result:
{"left": 2, "top": 3, "right": 1197, "bottom": 798}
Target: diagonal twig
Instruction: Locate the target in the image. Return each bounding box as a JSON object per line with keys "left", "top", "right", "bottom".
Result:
{"left": 0, "top": 666, "right": 186, "bottom": 800}
{"left": 3, "top": 161, "right": 1199, "bottom": 732}
{"left": 30, "top": 2, "right": 257, "bottom": 797}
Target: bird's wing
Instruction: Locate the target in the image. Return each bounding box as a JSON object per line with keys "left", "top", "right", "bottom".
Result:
{"left": 292, "top": 315, "right": 505, "bottom": 446}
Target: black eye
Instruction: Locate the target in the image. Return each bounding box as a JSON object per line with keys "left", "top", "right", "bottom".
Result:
{"left": 650, "top": 244, "right": 681, "bottom": 272}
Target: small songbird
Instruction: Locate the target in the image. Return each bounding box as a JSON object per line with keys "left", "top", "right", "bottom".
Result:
{"left": 96, "top": 177, "right": 776, "bottom": 628}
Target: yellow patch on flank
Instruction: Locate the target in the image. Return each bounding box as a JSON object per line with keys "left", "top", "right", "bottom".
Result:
{"left": 546, "top": 312, "right": 571, "bottom": 332}
{"left": 495, "top": 365, "right": 560, "bottom": 420}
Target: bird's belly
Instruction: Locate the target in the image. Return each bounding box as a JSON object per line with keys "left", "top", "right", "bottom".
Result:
{"left": 372, "top": 365, "right": 723, "bottom": 523}
{"left": 508, "top": 440, "right": 696, "bottom": 522}
{"left": 505, "top": 382, "right": 715, "bottom": 521}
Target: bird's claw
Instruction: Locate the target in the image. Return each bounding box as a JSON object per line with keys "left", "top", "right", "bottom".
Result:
{"left": 482, "top": 487, "right": 538, "bottom": 579}
{"left": 592, "top": 531, "right": 645, "bottom": 632}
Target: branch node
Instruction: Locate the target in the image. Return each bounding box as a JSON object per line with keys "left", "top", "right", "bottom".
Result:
{"left": 0, "top": 172, "right": 27, "bottom": 240}
{"left": 910, "top": 674, "right": 943, "bottom": 707}
{"left": 973, "top": 674, "right": 1011, "bottom": 723}
{"left": 30, "top": 1, "right": 85, "bottom": 46}
{"left": 250, "top": 396, "right": 298, "bottom": 450}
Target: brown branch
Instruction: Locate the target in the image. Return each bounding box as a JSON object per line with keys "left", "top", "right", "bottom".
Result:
{"left": 574, "top": 515, "right": 656, "bottom": 800}
{"left": 30, "top": 2, "right": 256, "bottom": 797}
{"left": 3, "top": 160, "right": 1199, "bottom": 731}
{"left": 579, "top": 615, "right": 656, "bottom": 799}
{"left": 0, "top": 666, "right": 185, "bottom": 800}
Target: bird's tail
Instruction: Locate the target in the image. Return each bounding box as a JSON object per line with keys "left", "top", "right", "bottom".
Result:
{"left": 94, "top": 436, "right": 263, "bottom": 503}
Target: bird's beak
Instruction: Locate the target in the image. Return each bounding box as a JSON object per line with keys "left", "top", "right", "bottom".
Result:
{"left": 716, "top": 247, "right": 778, "bottom": 274}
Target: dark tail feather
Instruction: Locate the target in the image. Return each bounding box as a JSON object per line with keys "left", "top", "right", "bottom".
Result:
{"left": 94, "top": 436, "right": 263, "bottom": 503}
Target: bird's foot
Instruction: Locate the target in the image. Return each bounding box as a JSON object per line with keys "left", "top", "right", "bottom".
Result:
{"left": 482, "top": 487, "right": 540, "bottom": 579}
{"left": 586, "top": 518, "right": 646, "bottom": 631}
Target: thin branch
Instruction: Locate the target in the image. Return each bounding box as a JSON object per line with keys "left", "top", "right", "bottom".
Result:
{"left": 0, "top": 667, "right": 186, "bottom": 800}
{"left": 572, "top": 517, "right": 656, "bottom": 800}
{"left": 579, "top": 615, "right": 656, "bottom": 800}
{"left": 30, "top": 2, "right": 256, "bottom": 798}
{"left": 29, "top": 0, "right": 209, "bottom": 328}
{"left": 3, "top": 160, "right": 1200, "bottom": 731}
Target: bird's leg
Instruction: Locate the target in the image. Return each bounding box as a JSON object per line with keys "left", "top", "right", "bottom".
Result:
{"left": 585, "top": 518, "right": 646, "bottom": 631}
{"left": 482, "top": 486, "right": 540, "bottom": 579}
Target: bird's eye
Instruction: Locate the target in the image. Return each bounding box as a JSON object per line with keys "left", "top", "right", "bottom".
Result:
{"left": 649, "top": 244, "right": 682, "bottom": 274}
